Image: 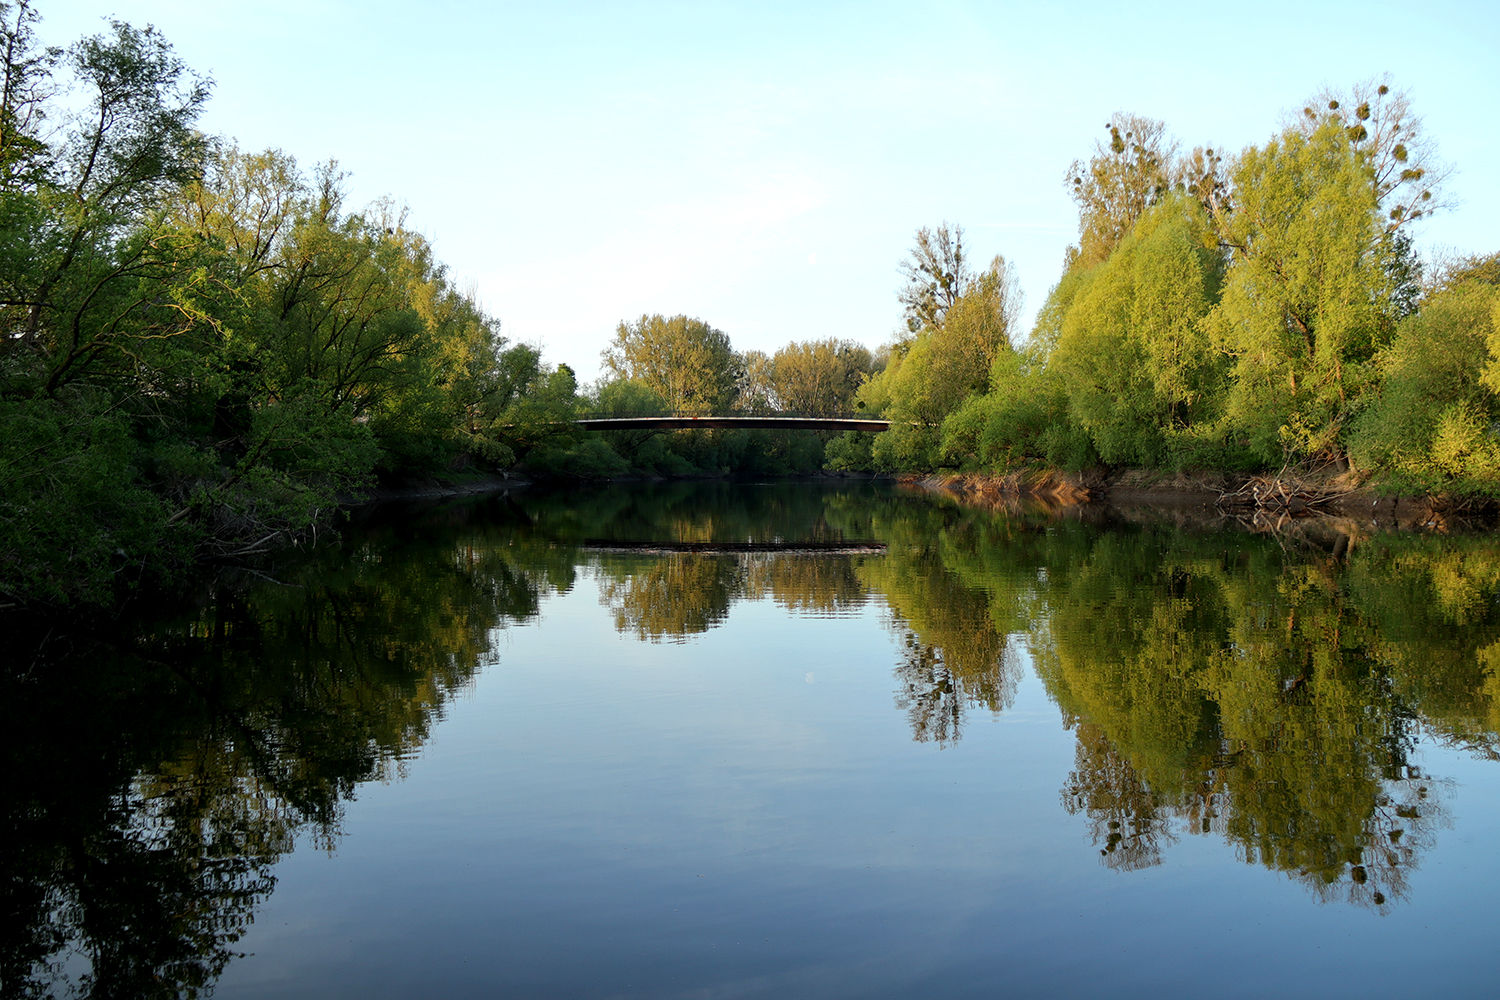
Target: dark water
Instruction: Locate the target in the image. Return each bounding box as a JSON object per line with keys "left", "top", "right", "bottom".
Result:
{"left": 6, "top": 481, "right": 1500, "bottom": 998}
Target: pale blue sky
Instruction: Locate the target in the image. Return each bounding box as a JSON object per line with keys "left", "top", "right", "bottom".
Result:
{"left": 43, "top": 0, "right": 1500, "bottom": 381}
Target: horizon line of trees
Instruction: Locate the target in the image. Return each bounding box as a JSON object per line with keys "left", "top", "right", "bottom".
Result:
{"left": 563, "top": 74, "right": 1500, "bottom": 501}
{"left": 0, "top": 2, "right": 890, "bottom": 608}
{"left": 6, "top": 0, "right": 1499, "bottom": 611}
{"left": 839, "top": 80, "right": 1500, "bottom": 494}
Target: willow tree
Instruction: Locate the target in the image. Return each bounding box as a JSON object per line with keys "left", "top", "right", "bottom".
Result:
{"left": 1349, "top": 281, "right": 1500, "bottom": 492}
{"left": 1048, "top": 194, "right": 1226, "bottom": 466}
{"left": 1207, "top": 119, "right": 1396, "bottom": 464}
{"left": 863, "top": 254, "right": 1022, "bottom": 469}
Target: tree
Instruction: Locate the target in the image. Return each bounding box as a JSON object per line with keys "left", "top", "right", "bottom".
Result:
{"left": 1049, "top": 194, "right": 1226, "bottom": 465}
{"left": 1207, "top": 119, "right": 1395, "bottom": 463}
{"left": 897, "top": 223, "right": 969, "bottom": 335}
{"left": 1349, "top": 280, "right": 1500, "bottom": 491}
{"left": 601, "top": 313, "right": 741, "bottom": 414}
{"left": 769, "top": 338, "right": 873, "bottom": 416}
{"left": 862, "top": 254, "right": 1022, "bottom": 470}
{"left": 0, "top": 1, "right": 58, "bottom": 192}
{"left": 1292, "top": 76, "right": 1450, "bottom": 231}
{"left": 737, "top": 348, "right": 776, "bottom": 413}
{"left": 0, "top": 16, "right": 215, "bottom": 603}
{"left": 1064, "top": 113, "right": 1178, "bottom": 271}
{"left": 0, "top": 18, "right": 210, "bottom": 379}
{"left": 931, "top": 254, "right": 1021, "bottom": 382}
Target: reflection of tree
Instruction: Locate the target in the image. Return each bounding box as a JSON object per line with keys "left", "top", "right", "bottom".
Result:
{"left": 893, "top": 636, "right": 965, "bottom": 744}
{"left": 595, "top": 552, "right": 874, "bottom": 641}
{"left": 853, "top": 487, "right": 1496, "bottom": 907}
{"left": 1, "top": 499, "right": 557, "bottom": 998}
{"left": 598, "top": 554, "right": 741, "bottom": 642}
{"left": 857, "top": 499, "right": 1023, "bottom": 744}
{"left": 570, "top": 482, "right": 889, "bottom": 641}
{"left": 2, "top": 643, "right": 291, "bottom": 1000}
{"left": 1061, "top": 720, "right": 1178, "bottom": 871}
{"left": 974, "top": 510, "right": 1481, "bottom": 909}
{"left": 745, "top": 553, "right": 868, "bottom": 617}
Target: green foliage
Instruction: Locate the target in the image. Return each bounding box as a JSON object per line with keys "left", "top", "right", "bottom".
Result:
{"left": 824, "top": 429, "right": 875, "bottom": 472}
{"left": 942, "top": 344, "right": 1096, "bottom": 471}
{"left": 602, "top": 313, "right": 742, "bottom": 414}
{"left": 1208, "top": 120, "right": 1395, "bottom": 463}
{"left": 1050, "top": 194, "right": 1226, "bottom": 466}
{"left": 0, "top": 10, "right": 587, "bottom": 605}
{"left": 767, "top": 338, "right": 873, "bottom": 415}
{"left": 0, "top": 391, "right": 176, "bottom": 604}
{"left": 863, "top": 252, "right": 1023, "bottom": 470}
{"left": 1350, "top": 281, "right": 1500, "bottom": 492}
{"left": 850, "top": 82, "right": 1484, "bottom": 490}
{"left": 871, "top": 422, "right": 942, "bottom": 472}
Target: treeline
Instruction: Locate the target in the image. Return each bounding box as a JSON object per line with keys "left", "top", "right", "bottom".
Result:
{"left": 0, "top": 5, "right": 602, "bottom": 606}
{"left": 9, "top": 0, "right": 1499, "bottom": 612}
{"left": 846, "top": 83, "right": 1500, "bottom": 494}
{"left": 0, "top": 5, "right": 900, "bottom": 608}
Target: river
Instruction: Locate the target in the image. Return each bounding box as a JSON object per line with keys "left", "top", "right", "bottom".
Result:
{"left": 6, "top": 481, "right": 1498, "bottom": 998}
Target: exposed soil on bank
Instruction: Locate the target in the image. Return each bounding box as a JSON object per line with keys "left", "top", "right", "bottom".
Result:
{"left": 900, "top": 467, "right": 1493, "bottom": 532}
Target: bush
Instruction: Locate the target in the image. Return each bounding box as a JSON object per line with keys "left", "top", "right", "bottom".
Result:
{"left": 1349, "top": 281, "right": 1500, "bottom": 493}
{"left": 0, "top": 393, "right": 178, "bottom": 605}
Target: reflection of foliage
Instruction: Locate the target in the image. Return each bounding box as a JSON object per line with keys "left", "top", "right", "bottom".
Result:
{"left": 558, "top": 482, "right": 884, "bottom": 641}
{"left": 1, "top": 493, "right": 557, "bottom": 998}
{"left": 597, "top": 552, "right": 873, "bottom": 642}
{"left": 891, "top": 634, "right": 991, "bottom": 745}
{"left": 1061, "top": 720, "right": 1178, "bottom": 871}
{"left": 2, "top": 645, "right": 279, "bottom": 999}
{"left": 744, "top": 553, "right": 868, "bottom": 617}
{"left": 12, "top": 475, "right": 1500, "bottom": 998}
{"left": 935, "top": 499, "right": 1485, "bottom": 909}
{"left": 856, "top": 495, "right": 1023, "bottom": 744}
{"left": 598, "top": 554, "right": 741, "bottom": 642}
{"left": 842, "top": 486, "right": 1495, "bottom": 908}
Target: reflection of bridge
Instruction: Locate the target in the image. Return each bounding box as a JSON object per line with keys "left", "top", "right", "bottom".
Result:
{"left": 575, "top": 414, "right": 890, "bottom": 432}
{"left": 580, "top": 540, "right": 887, "bottom": 554}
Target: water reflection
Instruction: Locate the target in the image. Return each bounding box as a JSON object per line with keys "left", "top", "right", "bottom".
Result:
{"left": 557, "top": 486, "right": 1498, "bottom": 911}
{"left": 915, "top": 500, "right": 1491, "bottom": 911}
{"left": 1, "top": 506, "right": 555, "bottom": 998}
{"left": 6, "top": 483, "right": 1500, "bottom": 994}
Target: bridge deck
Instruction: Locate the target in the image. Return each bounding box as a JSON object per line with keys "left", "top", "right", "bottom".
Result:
{"left": 576, "top": 415, "right": 890, "bottom": 431}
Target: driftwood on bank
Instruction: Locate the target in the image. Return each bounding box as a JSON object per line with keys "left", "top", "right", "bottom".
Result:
{"left": 1214, "top": 473, "right": 1360, "bottom": 514}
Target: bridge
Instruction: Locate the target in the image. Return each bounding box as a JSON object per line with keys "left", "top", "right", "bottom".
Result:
{"left": 575, "top": 414, "right": 890, "bottom": 432}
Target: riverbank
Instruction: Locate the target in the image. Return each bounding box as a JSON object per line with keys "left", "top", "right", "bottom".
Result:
{"left": 900, "top": 467, "right": 1471, "bottom": 525}
{"left": 354, "top": 465, "right": 1473, "bottom": 526}
{"left": 349, "top": 470, "right": 536, "bottom": 505}
{"left": 355, "top": 467, "right": 902, "bottom": 503}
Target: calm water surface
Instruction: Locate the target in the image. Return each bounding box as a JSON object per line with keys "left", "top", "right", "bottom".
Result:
{"left": 7, "top": 482, "right": 1500, "bottom": 998}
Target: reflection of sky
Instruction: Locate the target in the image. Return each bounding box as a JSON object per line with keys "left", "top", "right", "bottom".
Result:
{"left": 214, "top": 578, "right": 1498, "bottom": 998}
{"left": 40, "top": 1, "right": 1500, "bottom": 381}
